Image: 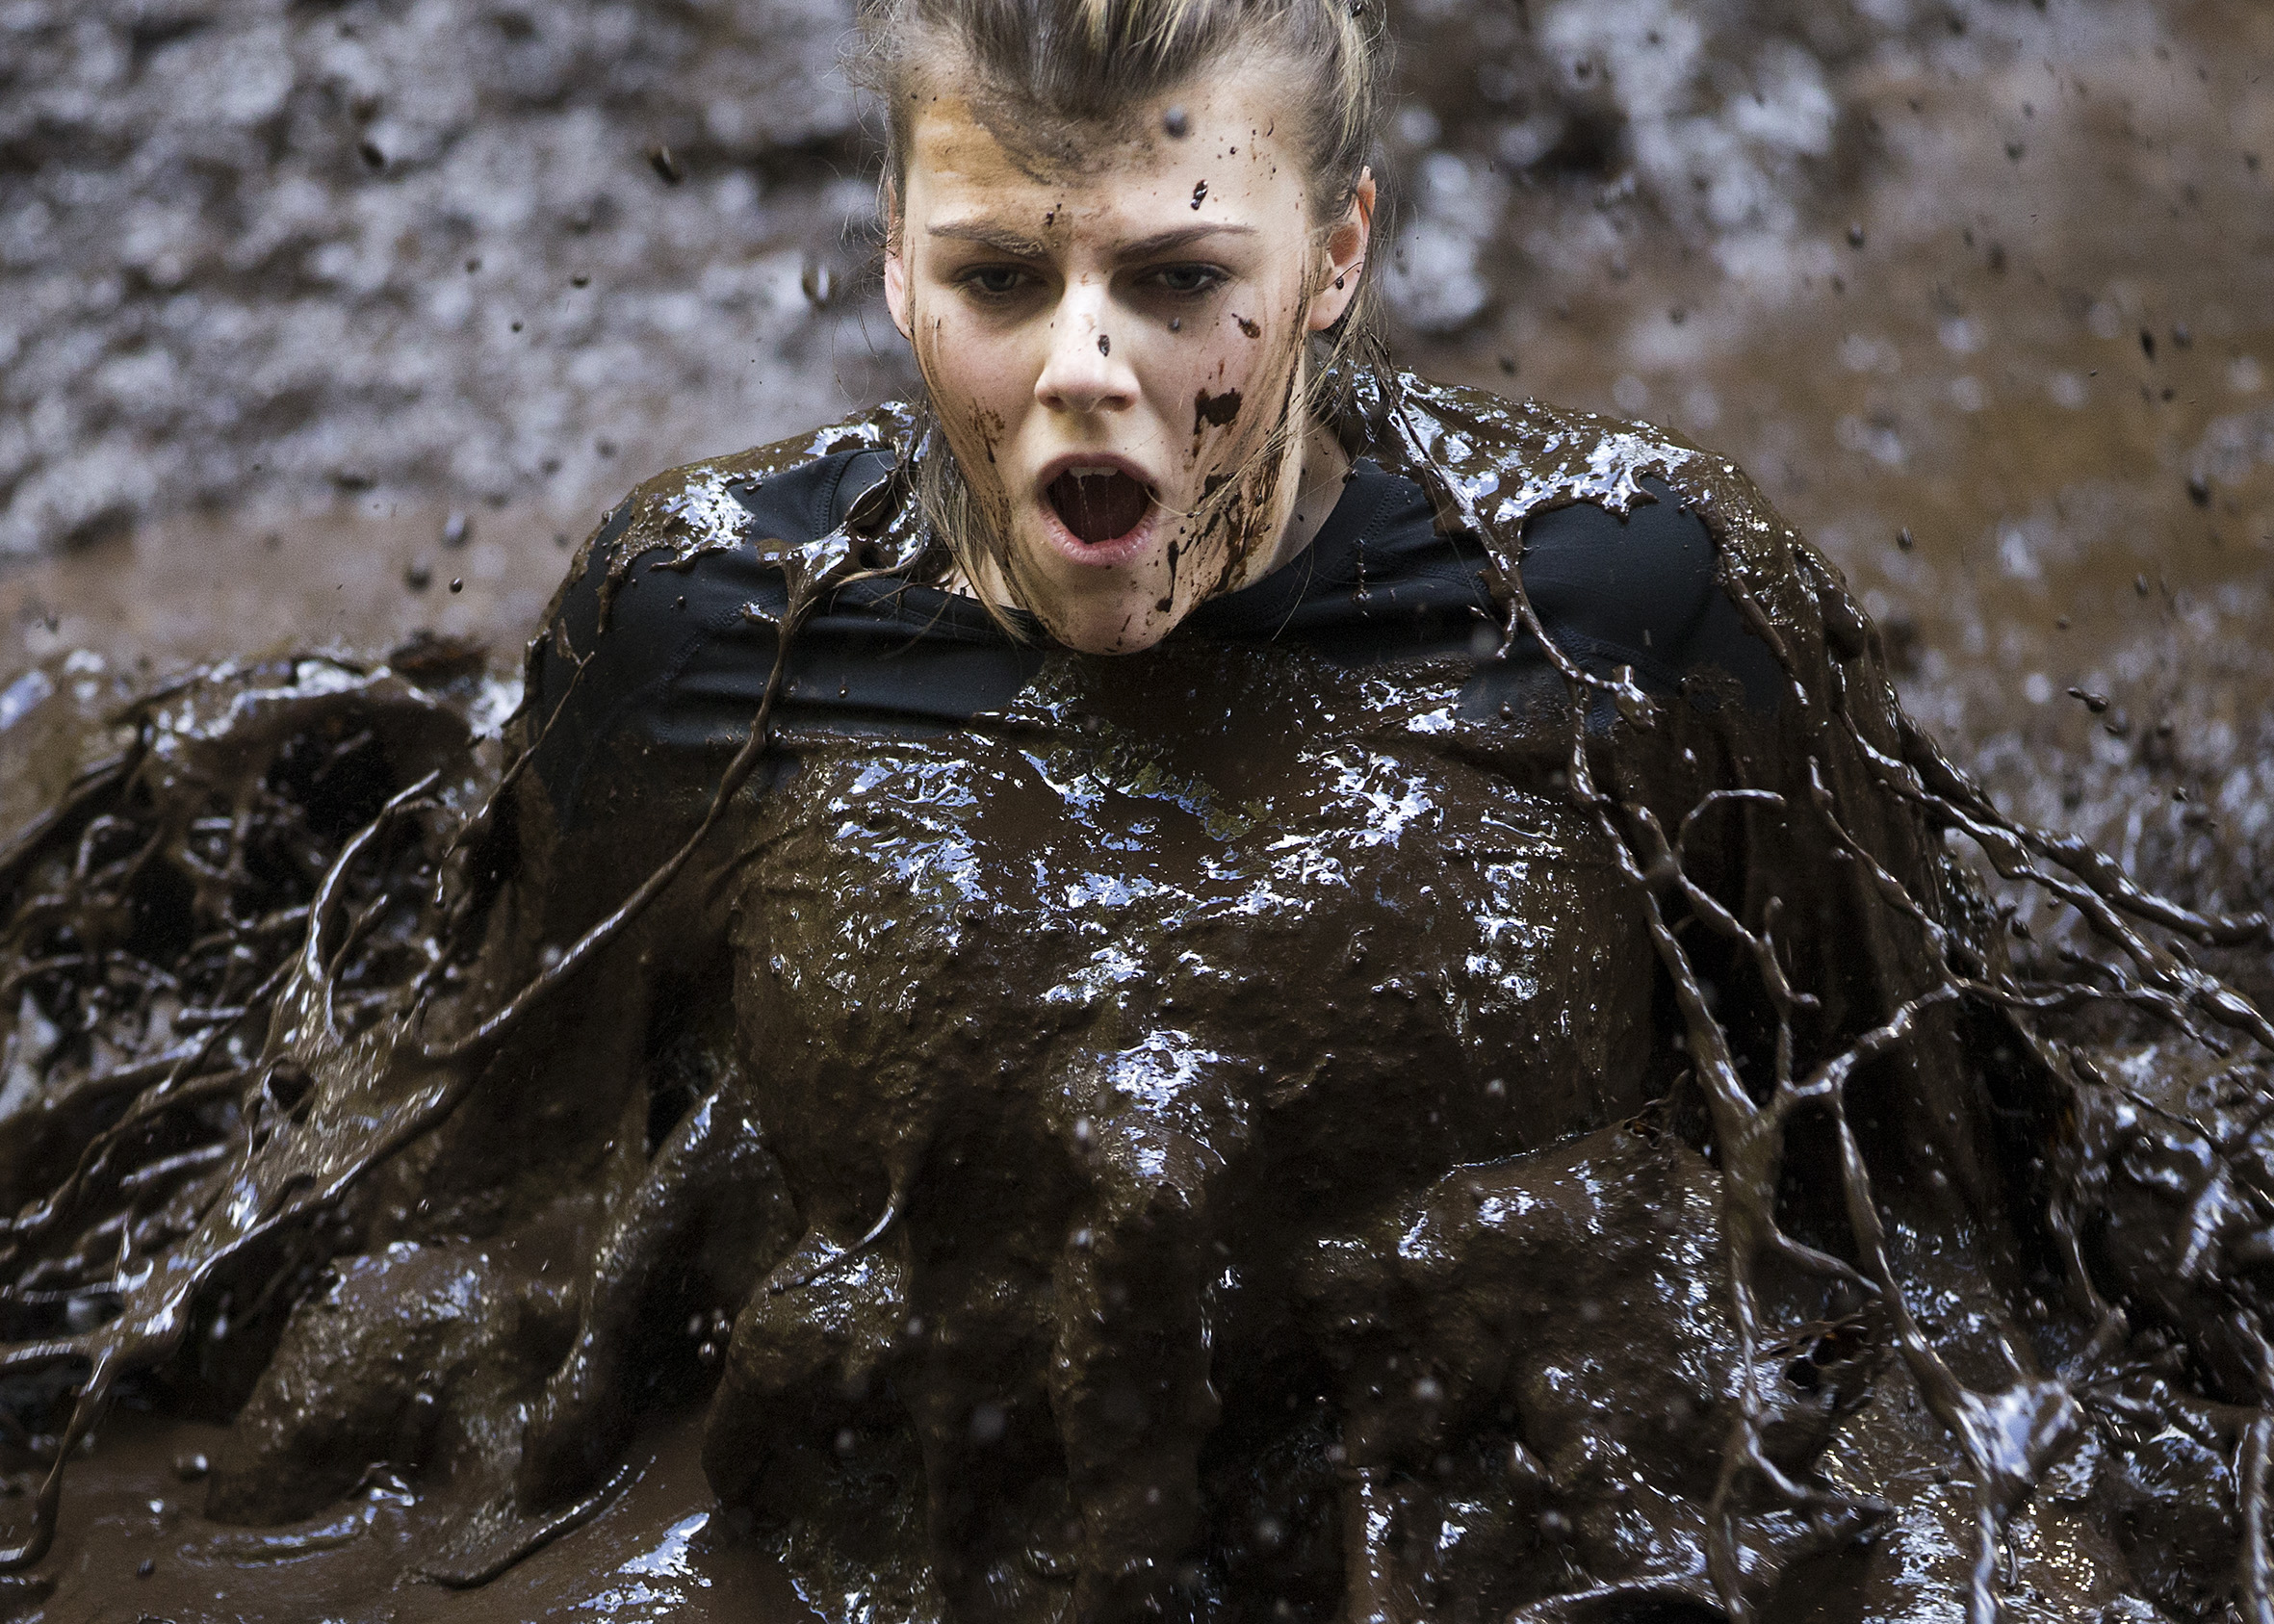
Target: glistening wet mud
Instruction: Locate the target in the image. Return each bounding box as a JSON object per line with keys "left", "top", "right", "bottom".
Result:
{"left": 2, "top": 361, "right": 2272, "bottom": 1620}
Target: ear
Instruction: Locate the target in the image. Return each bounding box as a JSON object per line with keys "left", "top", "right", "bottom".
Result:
{"left": 877, "top": 178, "right": 914, "bottom": 336}
{"left": 1305, "top": 168, "right": 1376, "bottom": 334}
{"left": 884, "top": 204, "right": 914, "bottom": 340}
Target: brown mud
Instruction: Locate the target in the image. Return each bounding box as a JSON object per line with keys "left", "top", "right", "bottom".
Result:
{"left": 0, "top": 359, "right": 2270, "bottom": 1621}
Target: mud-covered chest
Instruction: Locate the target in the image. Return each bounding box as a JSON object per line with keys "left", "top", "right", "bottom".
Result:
{"left": 728, "top": 647, "right": 1657, "bottom": 1112}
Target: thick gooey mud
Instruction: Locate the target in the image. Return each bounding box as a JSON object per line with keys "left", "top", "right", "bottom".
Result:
{"left": 1, "top": 365, "right": 2272, "bottom": 1623}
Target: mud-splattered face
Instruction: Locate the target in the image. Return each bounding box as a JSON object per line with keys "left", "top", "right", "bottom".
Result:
{"left": 885, "top": 60, "right": 1372, "bottom": 654}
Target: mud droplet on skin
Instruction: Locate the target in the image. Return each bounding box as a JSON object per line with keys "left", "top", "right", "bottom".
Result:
{"left": 450, "top": 578, "right": 464, "bottom": 594}
{"left": 1162, "top": 106, "right": 1190, "bottom": 139}
{"left": 1193, "top": 389, "right": 1241, "bottom": 432}
{"left": 648, "top": 144, "right": 684, "bottom": 185}
{"left": 1897, "top": 527, "right": 1914, "bottom": 551}
{"left": 1191, "top": 180, "right": 1208, "bottom": 210}
{"left": 1847, "top": 222, "right": 1866, "bottom": 247}
{"left": 1098, "top": 333, "right": 1110, "bottom": 357}
{"left": 1235, "top": 315, "right": 1259, "bottom": 339}
{"left": 1170, "top": 318, "right": 1182, "bottom": 333}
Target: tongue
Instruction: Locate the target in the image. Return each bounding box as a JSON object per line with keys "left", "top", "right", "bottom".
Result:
{"left": 1048, "top": 470, "right": 1150, "bottom": 546}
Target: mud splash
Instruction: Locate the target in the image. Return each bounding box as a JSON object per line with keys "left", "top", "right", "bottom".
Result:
{"left": 2, "top": 360, "right": 2272, "bottom": 1622}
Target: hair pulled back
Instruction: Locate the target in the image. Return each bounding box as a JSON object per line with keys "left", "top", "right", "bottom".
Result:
{"left": 850, "top": 0, "right": 1391, "bottom": 233}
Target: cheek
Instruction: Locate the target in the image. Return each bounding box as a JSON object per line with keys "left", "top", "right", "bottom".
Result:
{"left": 912, "top": 294, "right": 1027, "bottom": 415}
{"left": 1158, "top": 319, "right": 1302, "bottom": 468}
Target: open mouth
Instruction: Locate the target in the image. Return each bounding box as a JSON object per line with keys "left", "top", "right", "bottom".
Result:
{"left": 1046, "top": 466, "right": 1152, "bottom": 547}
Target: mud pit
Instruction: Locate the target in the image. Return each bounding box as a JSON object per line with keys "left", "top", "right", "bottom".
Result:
{"left": 4, "top": 1, "right": 2274, "bottom": 1621}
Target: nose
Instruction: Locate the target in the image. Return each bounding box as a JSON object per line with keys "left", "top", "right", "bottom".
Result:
{"left": 1033, "top": 280, "right": 1136, "bottom": 416}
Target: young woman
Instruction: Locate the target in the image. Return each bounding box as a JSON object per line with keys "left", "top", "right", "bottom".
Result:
{"left": 504, "top": 0, "right": 1803, "bottom": 1610}
{"left": 2, "top": 0, "right": 2266, "bottom": 1619}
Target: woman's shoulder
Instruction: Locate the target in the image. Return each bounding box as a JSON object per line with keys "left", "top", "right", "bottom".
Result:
{"left": 514, "top": 403, "right": 933, "bottom": 819}
{"left": 538, "top": 400, "right": 917, "bottom": 644}
{"left": 1369, "top": 369, "right": 1871, "bottom": 707}
{"left": 1378, "top": 372, "right": 1805, "bottom": 571}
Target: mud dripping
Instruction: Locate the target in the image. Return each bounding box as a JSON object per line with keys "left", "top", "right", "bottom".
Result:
{"left": 1, "top": 363, "right": 2272, "bottom": 1623}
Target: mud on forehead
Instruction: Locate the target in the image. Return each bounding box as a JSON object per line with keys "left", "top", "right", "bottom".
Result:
{"left": 900, "top": 38, "right": 1320, "bottom": 197}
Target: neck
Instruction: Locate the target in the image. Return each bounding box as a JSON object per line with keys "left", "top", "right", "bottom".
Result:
{"left": 1228, "top": 414, "right": 1353, "bottom": 592}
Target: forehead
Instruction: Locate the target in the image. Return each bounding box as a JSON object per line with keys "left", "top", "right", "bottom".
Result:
{"left": 899, "top": 62, "right": 1311, "bottom": 235}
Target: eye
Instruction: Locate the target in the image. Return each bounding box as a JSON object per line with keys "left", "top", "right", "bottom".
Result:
{"left": 956, "top": 265, "right": 1032, "bottom": 299}
{"left": 1146, "top": 263, "right": 1227, "bottom": 297}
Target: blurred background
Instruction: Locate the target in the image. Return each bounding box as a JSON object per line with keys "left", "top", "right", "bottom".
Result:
{"left": 0, "top": 0, "right": 2269, "bottom": 942}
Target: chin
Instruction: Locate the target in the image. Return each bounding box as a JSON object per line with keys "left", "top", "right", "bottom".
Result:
{"left": 1010, "top": 528, "right": 1180, "bottom": 656}
{"left": 1029, "top": 585, "right": 1177, "bottom": 657}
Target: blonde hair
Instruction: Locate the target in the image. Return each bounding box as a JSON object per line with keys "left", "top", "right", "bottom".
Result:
{"left": 854, "top": 0, "right": 1388, "bottom": 229}
{"left": 848, "top": 0, "right": 1393, "bottom": 624}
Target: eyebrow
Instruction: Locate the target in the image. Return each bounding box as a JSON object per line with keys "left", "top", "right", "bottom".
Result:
{"left": 1118, "top": 223, "right": 1259, "bottom": 260}
{"left": 925, "top": 220, "right": 1260, "bottom": 261}
{"left": 926, "top": 221, "right": 1052, "bottom": 257}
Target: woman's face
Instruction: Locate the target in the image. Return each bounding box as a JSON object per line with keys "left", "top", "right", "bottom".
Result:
{"left": 885, "top": 58, "right": 1371, "bottom": 654}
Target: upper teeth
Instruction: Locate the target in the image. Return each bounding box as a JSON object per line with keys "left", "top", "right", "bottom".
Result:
{"left": 1068, "top": 465, "right": 1119, "bottom": 479}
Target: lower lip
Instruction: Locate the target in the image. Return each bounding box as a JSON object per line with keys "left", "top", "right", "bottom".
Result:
{"left": 1036, "top": 493, "right": 1160, "bottom": 570}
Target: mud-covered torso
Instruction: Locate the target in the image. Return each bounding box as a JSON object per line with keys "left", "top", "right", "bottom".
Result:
{"left": 10, "top": 375, "right": 2263, "bottom": 1623}
{"left": 513, "top": 414, "right": 1766, "bottom": 1339}
{"left": 734, "top": 639, "right": 1662, "bottom": 1256}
